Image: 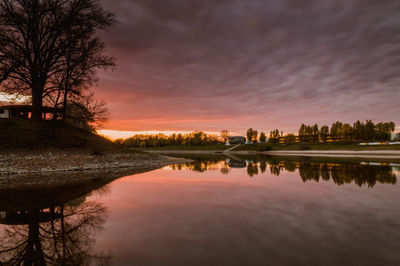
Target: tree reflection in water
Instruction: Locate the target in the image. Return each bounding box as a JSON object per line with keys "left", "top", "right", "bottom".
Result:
{"left": 246, "top": 163, "right": 259, "bottom": 177}
{"left": 0, "top": 199, "right": 110, "bottom": 265}
{"left": 169, "top": 156, "right": 397, "bottom": 187}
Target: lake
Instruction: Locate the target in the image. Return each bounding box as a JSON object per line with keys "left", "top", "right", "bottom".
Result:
{"left": 0, "top": 155, "right": 399, "bottom": 265}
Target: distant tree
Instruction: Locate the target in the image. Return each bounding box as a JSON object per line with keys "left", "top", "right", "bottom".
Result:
{"left": 375, "top": 121, "right": 395, "bottom": 141}
{"left": 252, "top": 130, "right": 258, "bottom": 143}
{"left": 364, "top": 120, "right": 375, "bottom": 141}
{"left": 319, "top": 125, "right": 329, "bottom": 142}
{"left": 220, "top": 130, "right": 229, "bottom": 143}
{"left": 342, "top": 123, "right": 353, "bottom": 143}
{"left": 176, "top": 134, "right": 184, "bottom": 145}
{"left": 312, "top": 124, "right": 319, "bottom": 143}
{"left": 305, "top": 125, "right": 312, "bottom": 143}
{"left": 139, "top": 141, "right": 147, "bottom": 147}
{"left": 330, "top": 121, "right": 343, "bottom": 141}
{"left": 352, "top": 120, "right": 363, "bottom": 142}
{"left": 122, "top": 131, "right": 220, "bottom": 148}
{"left": 193, "top": 131, "right": 207, "bottom": 145}
{"left": 298, "top": 124, "right": 306, "bottom": 142}
{"left": 269, "top": 129, "right": 280, "bottom": 144}
{"left": 259, "top": 132, "right": 267, "bottom": 143}
{"left": 388, "top": 121, "right": 396, "bottom": 140}
{"left": 247, "top": 128, "right": 254, "bottom": 143}
{"left": 389, "top": 122, "right": 396, "bottom": 132}
{"left": 299, "top": 124, "right": 320, "bottom": 143}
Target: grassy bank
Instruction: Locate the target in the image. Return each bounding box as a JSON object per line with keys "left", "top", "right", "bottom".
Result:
{"left": 0, "top": 120, "right": 185, "bottom": 174}
{"left": 161, "top": 152, "right": 400, "bottom": 164}
{"left": 140, "top": 143, "right": 400, "bottom": 152}
{"left": 0, "top": 119, "right": 117, "bottom": 152}
{"left": 235, "top": 143, "right": 400, "bottom": 151}
{"left": 140, "top": 144, "right": 227, "bottom": 151}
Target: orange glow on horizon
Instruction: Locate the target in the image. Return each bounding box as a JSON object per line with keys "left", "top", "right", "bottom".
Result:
{"left": 97, "top": 129, "right": 230, "bottom": 140}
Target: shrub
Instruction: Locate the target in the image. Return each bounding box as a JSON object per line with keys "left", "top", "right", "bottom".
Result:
{"left": 139, "top": 141, "right": 147, "bottom": 147}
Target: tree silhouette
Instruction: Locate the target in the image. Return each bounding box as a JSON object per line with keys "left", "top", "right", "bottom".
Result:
{"left": 0, "top": 0, "right": 115, "bottom": 121}
{"left": 259, "top": 132, "right": 267, "bottom": 143}
{"left": 220, "top": 130, "right": 229, "bottom": 143}
{"left": 0, "top": 201, "right": 110, "bottom": 265}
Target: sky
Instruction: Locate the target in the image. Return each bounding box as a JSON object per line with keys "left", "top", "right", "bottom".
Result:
{"left": 95, "top": 0, "right": 400, "bottom": 138}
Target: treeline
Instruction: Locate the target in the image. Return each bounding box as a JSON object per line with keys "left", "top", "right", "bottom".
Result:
{"left": 269, "top": 120, "right": 395, "bottom": 144}
{"left": 118, "top": 131, "right": 220, "bottom": 147}
{"left": 169, "top": 158, "right": 397, "bottom": 187}
{"left": 119, "top": 119, "right": 396, "bottom": 147}
{"left": 271, "top": 162, "right": 397, "bottom": 188}
{"left": 246, "top": 128, "right": 267, "bottom": 143}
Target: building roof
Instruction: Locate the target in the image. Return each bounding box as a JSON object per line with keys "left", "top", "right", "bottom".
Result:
{"left": 229, "top": 136, "right": 246, "bottom": 139}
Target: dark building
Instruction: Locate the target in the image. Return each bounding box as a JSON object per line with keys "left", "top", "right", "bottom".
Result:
{"left": 228, "top": 136, "right": 246, "bottom": 144}
{"left": 0, "top": 105, "right": 61, "bottom": 120}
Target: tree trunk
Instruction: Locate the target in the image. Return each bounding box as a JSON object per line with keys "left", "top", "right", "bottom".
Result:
{"left": 31, "top": 85, "right": 43, "bottom": 122}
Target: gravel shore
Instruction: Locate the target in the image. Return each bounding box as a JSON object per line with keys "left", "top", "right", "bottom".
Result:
{"left": 0, "top": 149, "right": 188, "bottom": 190}
{"left": 0, "top": 149, "right": 187, "bottom": 175}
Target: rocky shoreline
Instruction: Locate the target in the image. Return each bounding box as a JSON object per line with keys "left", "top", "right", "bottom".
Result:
{"left": 0, "top": 149, "right": 186, "bottom": 175}
{"left": 0, "top": 149, "right": 189, "bottom": 190}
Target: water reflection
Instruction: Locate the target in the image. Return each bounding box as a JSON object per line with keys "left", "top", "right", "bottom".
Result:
{"left": 0, "top": 184, "right": 111, "bottom": 265}
{"left": 0, "top": 156, "right": 398, "bottom": 265}
{"left": 169, "top": 155, "right": 398, "bottom": 187}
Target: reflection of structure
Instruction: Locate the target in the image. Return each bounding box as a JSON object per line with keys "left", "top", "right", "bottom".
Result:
{"left": 0, "top": 173, "right": 116, "bottom": 265}
{"left": 226, "top": 159, "right": 246, "bottom": 168}
{"left": 0, "top": 200, "right": 109, "bottom": 265}
{"left": 0, "top": 209, "right": 62, "bottom": 225}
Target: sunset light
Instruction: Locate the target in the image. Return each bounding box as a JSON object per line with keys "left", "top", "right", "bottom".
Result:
{"left": 1, "top": 0, "right": 400, "bottom": 265}
{"left": 97, "top": 129, "right": 224, "bottom": 140}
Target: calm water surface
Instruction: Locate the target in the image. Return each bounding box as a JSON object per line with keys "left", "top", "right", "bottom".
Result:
{"left": 1, "top": 155, "right": 400, "bottom": 265}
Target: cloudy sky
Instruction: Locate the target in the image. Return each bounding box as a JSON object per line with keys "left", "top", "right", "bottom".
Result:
{"left": 96, "top": 0, "right": 400, "bottom": 136}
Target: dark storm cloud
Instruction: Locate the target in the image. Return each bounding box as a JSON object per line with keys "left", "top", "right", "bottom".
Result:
{"left": 98, "top": 0, "right": 400, "bottom": 132}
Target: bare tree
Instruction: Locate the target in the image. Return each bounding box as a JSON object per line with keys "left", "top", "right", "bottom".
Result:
{"left": 0, "top": 202, "right": 110, "bottom": 265}
{"left": 220, "top": 130, "right": 229, "bottom": 143}
{"left": 47, "top": 36, "right": 114, "bottom": 122}
{"left": 68, "top": 92, "right": 110, "bottom": 130}
{"left": 0, "top": 0, "right": 115, "bottom": 121}
{"left": 259, "top": 131, "right": 267, "bottom": 143}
